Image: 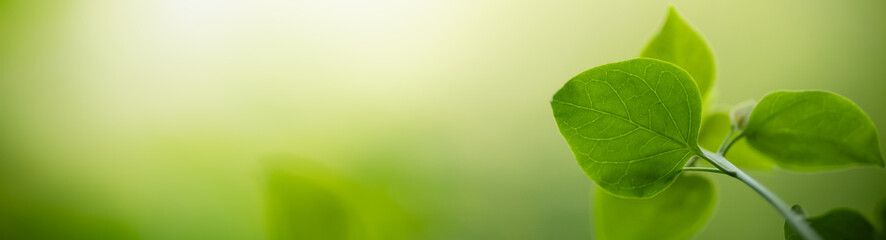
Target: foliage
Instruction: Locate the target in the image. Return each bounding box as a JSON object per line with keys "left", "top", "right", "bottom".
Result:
{"left": 551, "top": 58, "right": 703, "bottom": 198}
{"left": 550, "top": 6, "right": 885, "bottom": 240}
{"left": 745, "top": 91, "right": 884, "bottom": 170}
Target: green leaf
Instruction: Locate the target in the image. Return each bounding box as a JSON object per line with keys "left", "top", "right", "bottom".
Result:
{"left": 595, "top": 174, "right": 716, "bottom": 240}
{"left": 697, "top": 110, "right": 773, "bottom": 170}
{"left": 551, "top": 58, "right": 703, "bottom": 198}
{"left": 744, "top": 91, "right": 885, "bottom": 170}
{"left": 641, "top": 7, "right": 715, "bottom": 100}
{"left": 785, "top": 207, "right": 875, "bottom": 240}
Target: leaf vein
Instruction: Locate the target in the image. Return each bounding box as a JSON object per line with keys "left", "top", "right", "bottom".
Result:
{"left": 552, "top": 99, "right": 689, "bottom": 148}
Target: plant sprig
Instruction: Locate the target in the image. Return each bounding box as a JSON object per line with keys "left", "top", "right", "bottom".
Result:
{"left": 551, "top": 6, "right": 885, "bottom": 240}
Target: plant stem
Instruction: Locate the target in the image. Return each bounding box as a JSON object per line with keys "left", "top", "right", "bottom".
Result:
{"left": 716, "top": 128, "right": 747, "bottom": 156}
{"left": 716, "top": 128, "right": 737, "bottom": 155}
{"left": 689, "top": 127, "right": 739, "bottom": 168}
{"left": 681, "top": 167, "right": 726, "bottom": 174}
{"left": 699, "top": 149, "right": 821, "bottom": 240}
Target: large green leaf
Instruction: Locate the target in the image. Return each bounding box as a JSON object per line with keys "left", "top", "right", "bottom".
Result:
{"left": 641, "top": 7, "right": 715, "bottom": 100}
{"left": 744, "top": 91, "right": 885, "bottom": 170}
{"left": 595, "top": 174, "right": 715, "bottom": 240}
{"left": 784, "top": 207, "right": 875, "bottom": 240}
{"left": 697, "top": 110, "right": 773, "bottom": 170}
{"left": 551, "top": 58, "right": 703, "bottom": 198}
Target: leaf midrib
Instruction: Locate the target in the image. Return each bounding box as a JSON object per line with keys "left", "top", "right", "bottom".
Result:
{"left": 552, "top": 99, "right": 691, "bottom": 149}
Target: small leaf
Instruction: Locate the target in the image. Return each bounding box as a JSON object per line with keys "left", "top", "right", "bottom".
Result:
{"left": 730, "top": 100, "right": 756, "bottom": 131}
{"left": 697, "top": 110, "right": 773, "bottom": 170}
{"left": 784, "top": 208, "right": 875, "bottom": 240}
{"left": 641, "top": 7, "right": 715, "bottom": 100}
{"left": 595, "top": 174, "right": 715, "bottom": 240}
{"left": 551, "top": 58, "right": 703, "bottom": 198}
{"left": 744, "top": 91, "right": 885, "bottom": 170}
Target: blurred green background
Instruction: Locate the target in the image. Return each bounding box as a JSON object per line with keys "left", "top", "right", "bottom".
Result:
{"left": 1, "top": 0, "right": 885, "bottom": 239}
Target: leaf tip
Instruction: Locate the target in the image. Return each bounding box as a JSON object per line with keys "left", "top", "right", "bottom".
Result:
{"left": 667, "top": 5, "right": 679, "bottom": 15}
{"left": 665, "top": 5, "right": 685, "bottom": 23}
{"left": 790, "top": 205, "right": 807, "bottom": 217}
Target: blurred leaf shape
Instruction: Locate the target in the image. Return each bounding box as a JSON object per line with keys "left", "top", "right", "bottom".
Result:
{"left": 552, "top": 58, "right": 703, "bottom": 198}
{"left": 879, "top": 199, "right": 886, "bottom": 240}
{"left": 264, "top": 155, "right": 420, "bottom": 240}
{"left": 744, "top": 91, "right": 885, "bottom": 170}
{"left": 595, "top": 174, "right": 715, "bottom": 240}
{"left": 641, "top": 7, "right": 715, "bottom": 101}
{"left": 0, "top": 187, "right": 137, "bottom": 240}
{"left": 784, "top": 207, "right": 874, "bottom": 240}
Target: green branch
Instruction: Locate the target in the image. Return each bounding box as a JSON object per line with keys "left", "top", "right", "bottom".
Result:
{"left": 699, "top": 149, "right": 821, "bottom": 240}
